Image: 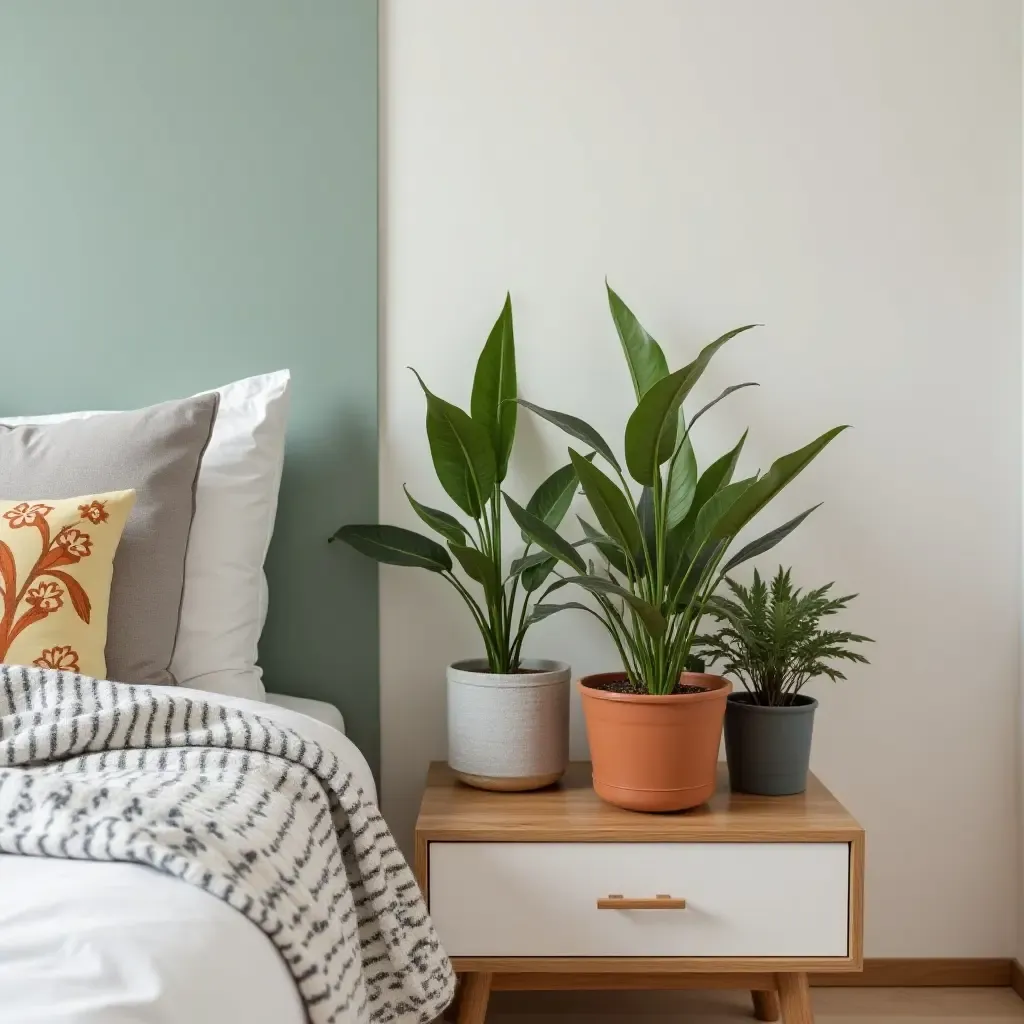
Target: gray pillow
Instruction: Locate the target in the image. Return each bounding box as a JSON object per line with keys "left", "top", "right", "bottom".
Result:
{"left": 0, "top": 393, "right": 218, "bottom": 685}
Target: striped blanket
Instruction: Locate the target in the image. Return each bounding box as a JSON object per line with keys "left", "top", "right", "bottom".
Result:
{"left": 0, "top": 667, "right": 455, "bottom": 1024}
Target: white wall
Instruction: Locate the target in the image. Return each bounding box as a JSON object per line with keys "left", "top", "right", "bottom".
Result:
{"left": 382, "top": 0, "right": 1022, "bottom": 956}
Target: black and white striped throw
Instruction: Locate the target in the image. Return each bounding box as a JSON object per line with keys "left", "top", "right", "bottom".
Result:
{"left": 0, "top": 667, "right": 455, "bottom": 1024}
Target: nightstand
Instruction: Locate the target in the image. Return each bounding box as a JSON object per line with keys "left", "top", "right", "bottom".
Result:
{"left": 415, "top": 761, "right": 863, "bottom": 1023}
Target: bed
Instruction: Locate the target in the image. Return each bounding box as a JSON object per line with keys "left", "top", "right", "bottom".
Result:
{"left": 0, "top": 374, "right": 453, "bottom": 1024}
{"left": 0, "top": 690, "right": 377, "bottom": 1024}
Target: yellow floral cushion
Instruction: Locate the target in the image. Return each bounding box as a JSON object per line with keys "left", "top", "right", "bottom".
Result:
{"left": 0, "top": 491, "right": 135, "bottom": 678}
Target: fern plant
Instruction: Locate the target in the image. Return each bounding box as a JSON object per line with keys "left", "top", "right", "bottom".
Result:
{"left": 695, "top": 566, "right": 872, "bottom": 706}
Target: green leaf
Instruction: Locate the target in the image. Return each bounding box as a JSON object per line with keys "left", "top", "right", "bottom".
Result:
{"left": 693, "top": 476, "right": 759, "bottom": 546}
{"left": 548, "top": 574, "right": 667, "bottom": 637}
{"left": 676, "top": 323, "right": 759, "bottom": 388}
{"left": 521, "top": 556, "right": 557, "bottom": 592}
{"left": 470, "top": 293, "right": 517, "bottom": 481}
{"left": 665, "top": 414, "right": 698, "bottom": 530}
{"left": 675, "top": 430, "right": 748, "bottom": 542}
{"left": 412, "top": 370, "right": 496, "bottom": 518}
{"left": 577, "top": 516, "right": 630, "bottom": 575}
{"left": 509, "top": 550, "right": 552, "bottom": 577}
{"left": 687, "top": 382, "right": 758, "bottom": 434}
{"left": 607, "top": 282, "right": 668, "bottom": 399}
{"left": 528, "top": 601, "right": 596, "bottom": 625}
{"left": 623, "top": 326, "right": 756, "bottom": 486}
{"left": 720, "top": 504, "right": 821, "bottom": 575}
{"left": 517, "top": 399, "right": 620, "bottom": 471}
{"left": 623, "top": 366, "right": 691, "bottom": 485}
{"left": 330, "top": 524, "right": 452, "bottom": 572}
{"left": 712, "top": 427, "right": 848, "bottom": 540}
{"left": 569, "top": 448, "right": 642, "bottom": 561}
{"left": 695, "top": 430, "right": 747, "bottom": 508}
{"left": 404, "top": 486, "right": 468, "bottom": 546}
{"left": 503, "top": 492, "right": 587, "bottom": 573}
{"left": 449, "top": 542, "right": 499, "bottom": 598}
{"left": 636, "top": 486, "right": 656, "bottom": 576}
{"left": 524, "top": 455, "right": 591, "bottom": 538}
{"left": 673, "top": 538, "right": 727, "bottom": 613}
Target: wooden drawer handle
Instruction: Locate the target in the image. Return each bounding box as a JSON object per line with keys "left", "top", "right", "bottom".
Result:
{"left": 596, "top": 894, "right": 687, "bottom": 910}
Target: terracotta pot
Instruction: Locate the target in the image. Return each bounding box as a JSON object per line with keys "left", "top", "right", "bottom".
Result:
{"left": 578, "top": 672, "right": 731, "bottom": 812}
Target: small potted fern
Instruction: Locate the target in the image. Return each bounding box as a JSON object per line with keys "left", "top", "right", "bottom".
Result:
{"left": 332, "top": 296, "right": 573, "bottom": 791}
{"left": 696, "top": 566, "right": 873, "bottom": 795}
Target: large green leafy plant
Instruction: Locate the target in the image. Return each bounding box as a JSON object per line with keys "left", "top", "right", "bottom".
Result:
{"left": 331, "top": 296, "right": 578, "bottom": 674}
{"left": 510, "top": 285, "right": 848, "bottom": 695}
{"left": 695, "top": 566, "right": 872, "bottom": 706}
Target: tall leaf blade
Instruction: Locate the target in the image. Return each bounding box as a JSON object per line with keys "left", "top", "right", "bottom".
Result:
{"left": 636, "top": 486, "right": 656, "bottom": 577}
{"left": 524, "top": 455, "right": 591, "bottom": 538}
{"left": 521, "top": 556, "right": 557, "bottom": 592}
{"left": 331, "top": 524, "right": 453, "bottom": 572}
{"left": 509, "top": 550, "right": 552, "bottom": 577}
{"left": 569, "top": 448, "right": 643, "bottom": 560}
{"left": 529, "top": 601, "right": 597, "bottom": 625}
{"left": 577, "top": 516, "right": 630, "bottom": 575}
{"left": 503, "top": 492, "right": 587, "bottom": 573}
{"left": 517, "top": 399, "right": 620, "bottom": 471}
{"left": 449, "top": 542, "right": 499, "bottom": 600}
{"left": 470, "top": 293, "right": 517, "bottom": 481}
{"left": 676, "top": 324, "right": 759, "bottom": 389}
{"left": 676, "top": 430, "right": 749, "bottom": 541}
{"left": 623, "top": 365, "right": 690, "bottom": 485}
{"left": 720, "top": 504, "right": 821, "bottom": 574}
{"left": 673, "top": 539, "right": 728, "bottom": 613}
{"left": 412, "top": 370, "right": 496, "bottom": 518}
{"left": 687, "top": 382, "right": 758, "bottom": 434}
{"left": 665, "top": 414, "right": 698, "bottom": 530}
{"left": 607, "top": 282, "right": 669, "bottom": 399}
{"left": 404, "top": 486, "right": 468, "bottom": 546}
{"left": 623, "top": 326, "right": 757, "bottom": 486}
{"left": 693, "top": 476, "right": 759, "bottom": 546}
{"left": 551, "top": 574, "right": 667, "bottom": 638}
{"left": 668, "top": 476, "right": 758, "bottom": 594}
{"left": 712, "top": 426, "right": 848, "bottom": 540}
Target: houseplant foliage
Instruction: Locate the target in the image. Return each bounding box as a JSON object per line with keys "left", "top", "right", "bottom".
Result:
{"left": 331, "top": 295, "right": 571, "bottom": 790}
{"left": 696, "top": 567, "right": 872, "bottom": 708}
{"left": 510, "top": 283, "right": 848, "bottom": 811}
{"left": 696, "top": 566, "right": 872, "bottom": 795}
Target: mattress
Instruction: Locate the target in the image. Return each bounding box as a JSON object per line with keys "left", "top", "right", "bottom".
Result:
{"left": 0, "top": 686, "right": 376, "bottom": 1024}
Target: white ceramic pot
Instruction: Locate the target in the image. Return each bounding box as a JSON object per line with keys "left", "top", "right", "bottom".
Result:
{"left": 447, "top": 658, "right": 571, "bottom": 791}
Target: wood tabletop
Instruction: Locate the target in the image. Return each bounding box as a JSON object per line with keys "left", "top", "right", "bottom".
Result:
{"left": 416, "top": 762, "right": 863, "bottom": 843}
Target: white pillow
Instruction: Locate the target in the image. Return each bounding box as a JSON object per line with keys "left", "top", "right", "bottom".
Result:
{"left": 2, "top": 371, "right": 291, "bottom": 700}
{"left": 171, "top": 371, "right": 290, "bottom": 698}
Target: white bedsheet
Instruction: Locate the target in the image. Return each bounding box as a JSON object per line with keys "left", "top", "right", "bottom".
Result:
{"left": 0, "top": 687, "right": 377, "bottom": 1024}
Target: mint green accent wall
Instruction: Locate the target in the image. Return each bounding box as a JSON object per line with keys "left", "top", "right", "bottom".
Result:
{"left": 0, "top": 3, "right": 380, "bottom": 771}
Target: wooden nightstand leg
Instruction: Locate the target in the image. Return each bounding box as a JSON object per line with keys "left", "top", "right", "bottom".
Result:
{"left": 456, "top": 971, "right": 492, "bottom": 1024}
{"left": 776, "top": 973, "right": 813, "bottom": 1024}
{"left": 752, "top": 988, "right": 781, "bottom": 1021}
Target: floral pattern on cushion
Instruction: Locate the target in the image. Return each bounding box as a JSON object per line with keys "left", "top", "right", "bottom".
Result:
{"left": 0, "top": 492, "right": 134, "bottom": 679}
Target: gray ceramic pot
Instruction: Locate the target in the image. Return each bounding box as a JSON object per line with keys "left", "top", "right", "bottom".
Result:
{"left": 724, "top": 692, "right": 817, "bottom": 796}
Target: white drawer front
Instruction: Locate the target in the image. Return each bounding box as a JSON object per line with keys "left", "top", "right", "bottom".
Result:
{"left": 430, "top": 842, "right": 849, "bottom": 957}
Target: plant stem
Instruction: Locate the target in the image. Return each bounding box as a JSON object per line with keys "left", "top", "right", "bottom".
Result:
{"left": 443, "top": 571, "right": 500, "bottom": 668}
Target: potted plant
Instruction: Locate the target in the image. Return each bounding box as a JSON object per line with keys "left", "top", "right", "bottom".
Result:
{"left": 509, "top": 283, "right": 847, "bottom": 812}
{"left": 331, "top": 296, "right": 574, "bottom": 791}
{"left": 696, "top": 566, "right": 872, "bottom": 795}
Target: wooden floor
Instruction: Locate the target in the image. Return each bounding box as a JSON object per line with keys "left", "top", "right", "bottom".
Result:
{"left": 486, "top": 987, "right": 1024, "bottom": 1022}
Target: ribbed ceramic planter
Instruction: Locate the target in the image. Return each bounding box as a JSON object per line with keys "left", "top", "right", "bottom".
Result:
{"left": 447, "top": 658, "right": 570, "bottom": 792}
{"left": 724, "top": 692, "right": 818, "bottom": 796}
{"left": 579, "top": 672, "right": 731, "bottom": 813}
